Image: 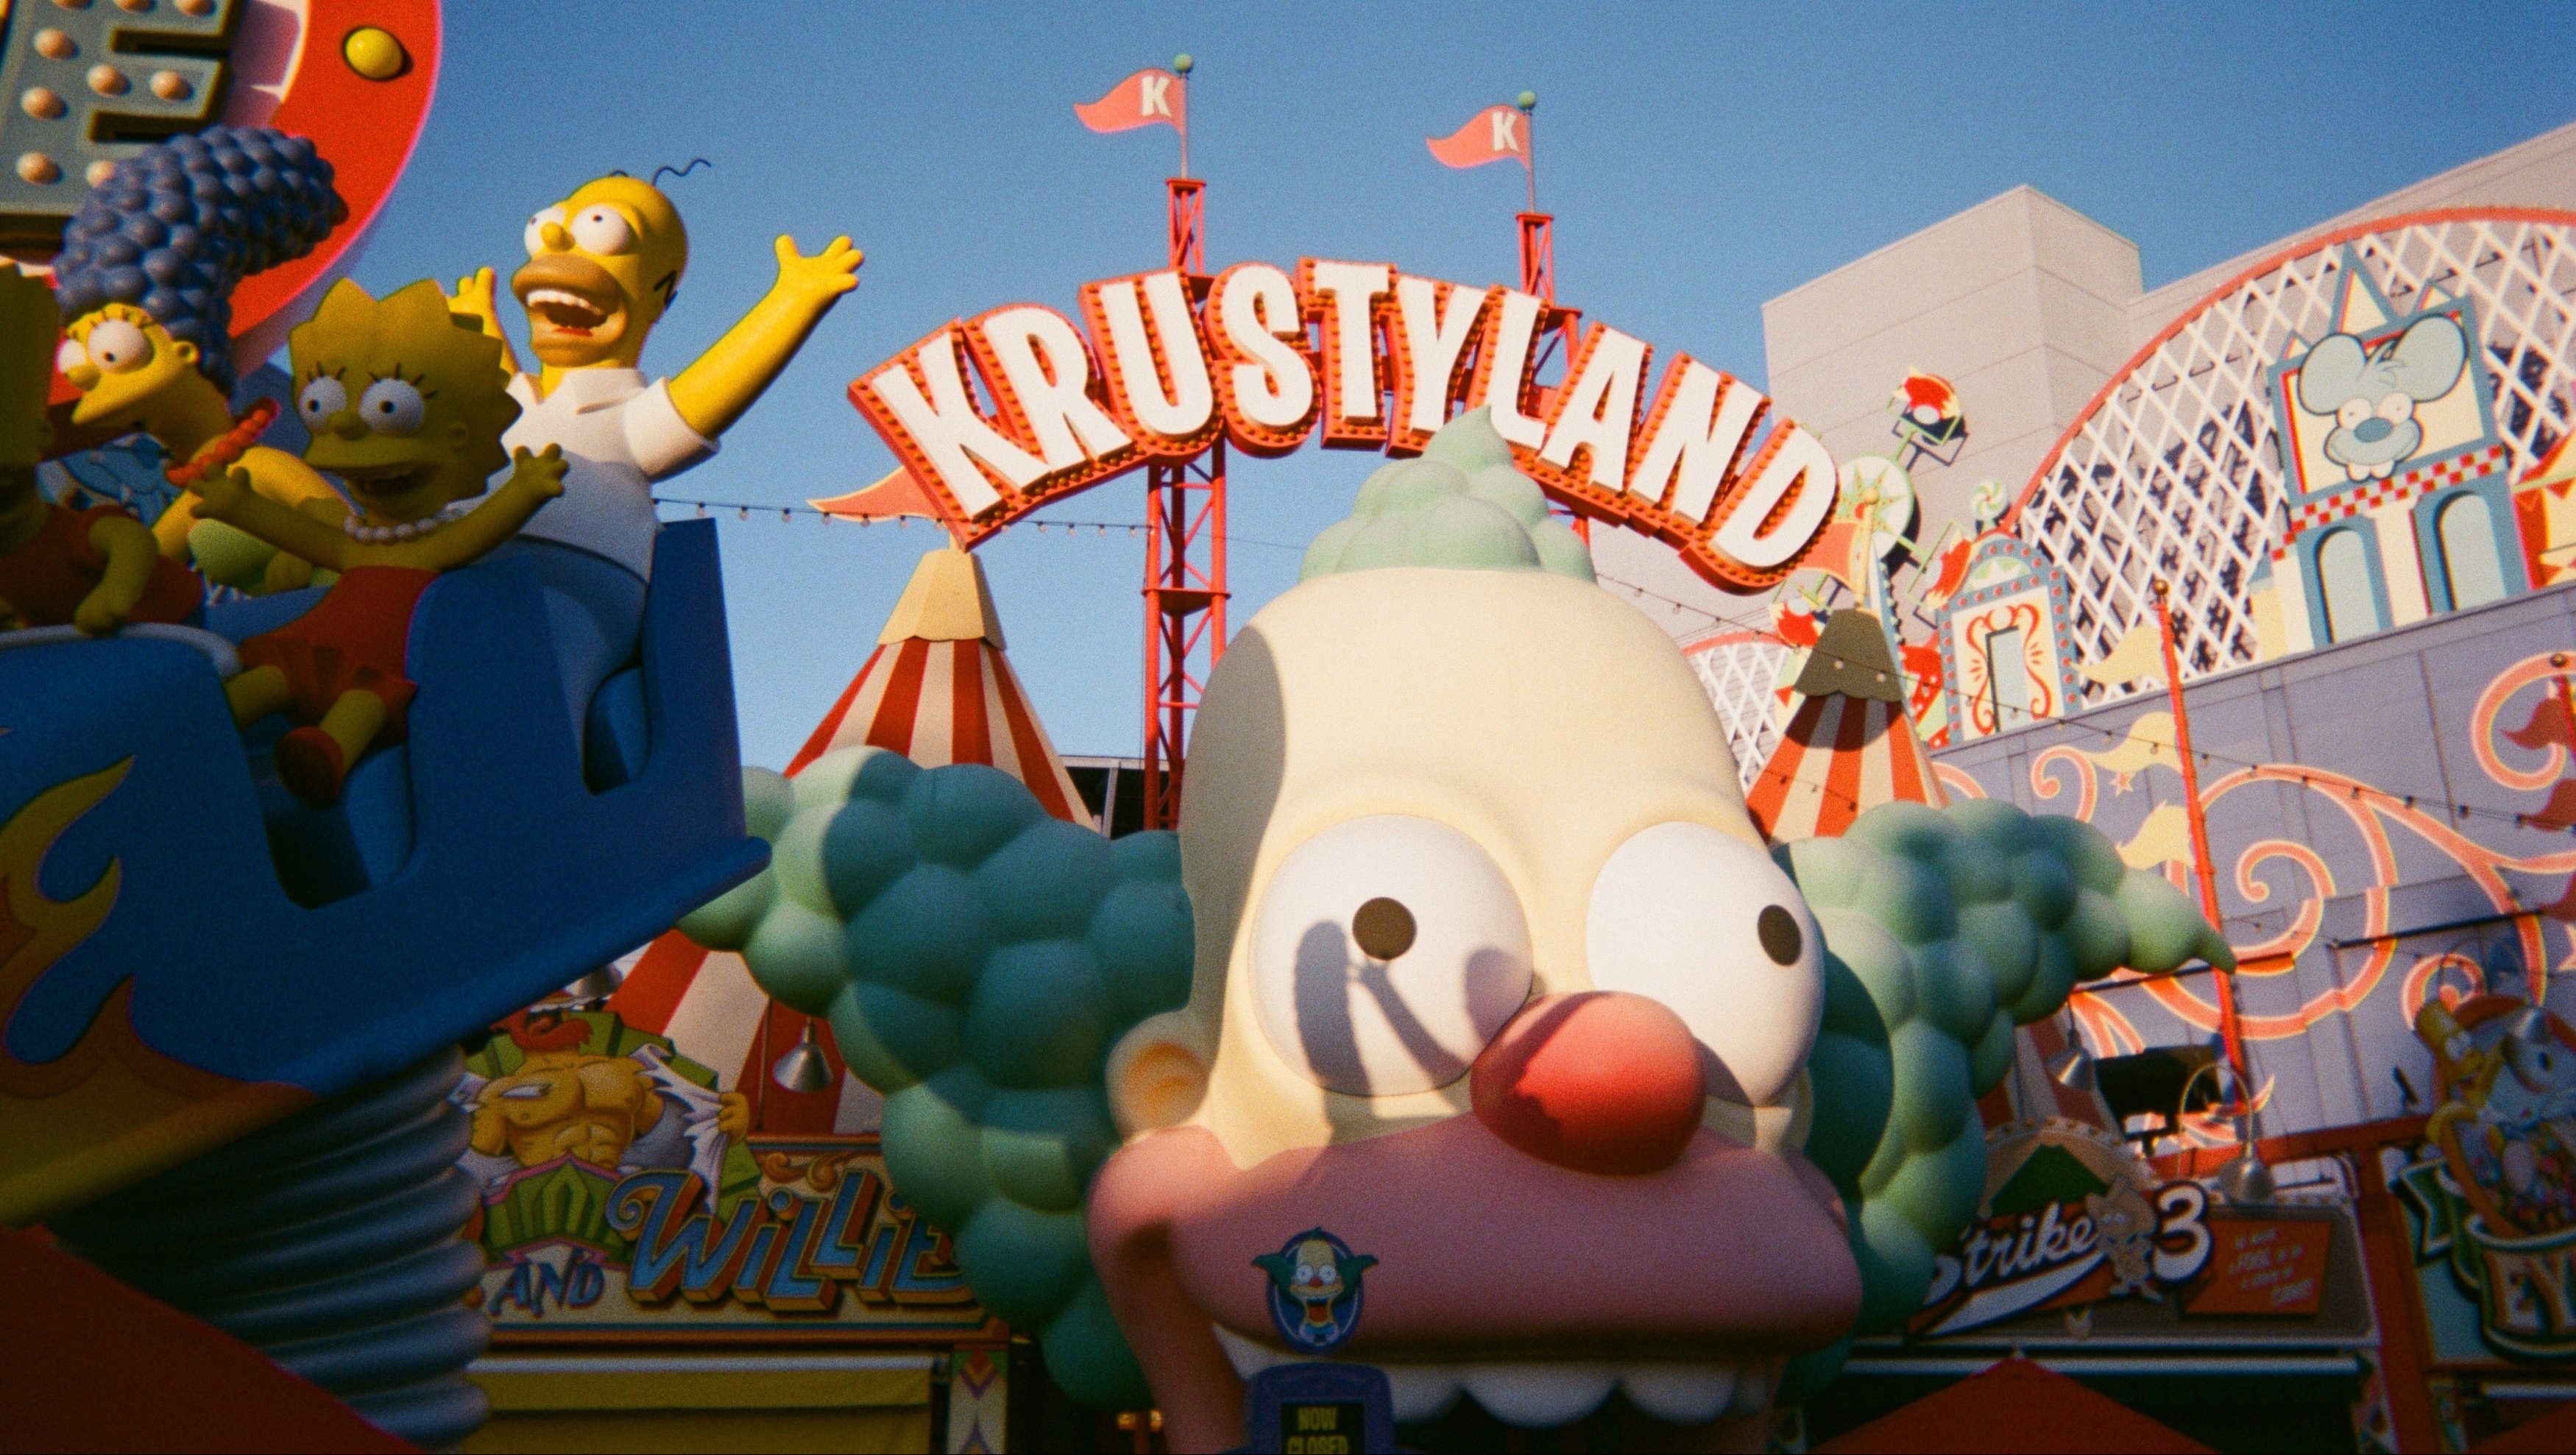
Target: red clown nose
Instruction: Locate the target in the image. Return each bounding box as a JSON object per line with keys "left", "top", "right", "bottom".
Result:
{"left": 1470, "top": 991, "right": 1707, "bottom": 1175}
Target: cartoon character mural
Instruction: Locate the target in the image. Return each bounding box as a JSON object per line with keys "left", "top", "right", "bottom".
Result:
{"left": 682, "top": 411, "right": 2230, "bottom": 1448}
{"left": 2268, "top": 252, "right": 2524, "bottom": 645}
{"left": 1254, "top": 1230, "right": 1377, "bottom": 1354}
{"left": 2394, "top": 996, "right": 2576, "bottom": 1359}
{"left": 458, "top": 1009, "right": 756, "bottom": 1267}
{"left": 2296, "top": 316, "right": 2469, "bottom": 484}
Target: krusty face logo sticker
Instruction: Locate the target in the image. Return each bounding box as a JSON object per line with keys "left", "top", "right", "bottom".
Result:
{"left": 1253, "top": 1227, "right": 1377, "bottom": 1353}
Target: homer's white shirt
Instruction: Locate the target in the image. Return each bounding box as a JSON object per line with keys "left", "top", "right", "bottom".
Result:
{"left": 503, "top": 368, "right": 715, "bottom": 578}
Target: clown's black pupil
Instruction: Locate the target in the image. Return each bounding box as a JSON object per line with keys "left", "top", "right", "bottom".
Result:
{"left": 1351, "top": 897, "right": 1415, "bottom": 960}
{"left": 1758, "top": 905, "right": 1802, "bottom": 966}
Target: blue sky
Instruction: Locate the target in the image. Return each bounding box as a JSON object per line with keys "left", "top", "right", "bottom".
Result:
{"left": 351, "top": 2, "right": 2576, "bottom": 767}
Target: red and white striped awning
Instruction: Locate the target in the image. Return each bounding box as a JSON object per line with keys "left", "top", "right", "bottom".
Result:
{"left": 1744, "top": 609, "right": 1946, "bottom": 842}
{"left": 607, "top": 547, "right": 1092, "bottom": 1131}
{"left": 784, "top": 548, "right": 1087, "bottom": 821}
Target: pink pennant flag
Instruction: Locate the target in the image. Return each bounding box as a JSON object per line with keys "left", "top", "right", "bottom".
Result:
{"left": 1428, "top": 104, "right": 1531, "bottom": 171}
{"left": 1075, "top": 68, "right": 1186, "bottom": 136}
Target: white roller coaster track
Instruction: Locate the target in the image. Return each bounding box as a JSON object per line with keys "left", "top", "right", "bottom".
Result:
{"left": 2009, "top": 208, "right": 2576, "bottom": 705}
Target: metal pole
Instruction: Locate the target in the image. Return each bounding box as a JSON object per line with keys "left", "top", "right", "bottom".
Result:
{"left": 2154, "top": 578, "right": 2251, "bottom": 1124}
{"left": 1139, "top": 177, "right": 1224, "bottom": 829}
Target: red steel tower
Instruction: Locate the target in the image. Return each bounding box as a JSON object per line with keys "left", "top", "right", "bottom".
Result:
{"left": 1139, "top": 177, "right": 1224, "bottom": 829}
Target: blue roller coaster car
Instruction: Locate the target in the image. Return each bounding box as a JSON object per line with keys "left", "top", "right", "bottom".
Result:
{"left": 0, "top": 517, "right": 764, "bottom": 1138}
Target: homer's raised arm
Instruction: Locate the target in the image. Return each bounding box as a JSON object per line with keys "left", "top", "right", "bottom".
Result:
{"left": 666, "top": 235, "right": 860, "bottom": 442}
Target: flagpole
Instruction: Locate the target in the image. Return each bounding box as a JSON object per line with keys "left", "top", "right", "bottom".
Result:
{"left": 1517, "top": 89, "right": 1537, "bottom": 213}
{"left": 2154, "top": 579, "right": 2251, "bottom": 1133}
{"left": 1174, "top": 52, "right": 1192, "bottom": 179}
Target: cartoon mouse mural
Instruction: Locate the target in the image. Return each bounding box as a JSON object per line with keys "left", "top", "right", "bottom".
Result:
{"left": 2296, "top": 314, "right": 2470, "bottom": 481}
{"left": 682, "top": 410, "right": 2229, "bottom": 1449}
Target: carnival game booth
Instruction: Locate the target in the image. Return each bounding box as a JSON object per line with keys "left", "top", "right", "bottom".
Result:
{"left": 1670, "top": 209, "right": 2576, "bottom": 1452}
{"left": 453, "top": 548, "right": 1092, "bottom": 1454}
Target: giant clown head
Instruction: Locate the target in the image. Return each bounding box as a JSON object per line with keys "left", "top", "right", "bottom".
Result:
{"left": 679, "top": 409, "right": 2234, "bottom": 1454}
{"left": 1086, "top": 411, "right": 1859, "bottom": 1447}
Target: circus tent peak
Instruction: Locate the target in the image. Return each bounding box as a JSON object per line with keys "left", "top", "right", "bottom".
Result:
{"left": 1744, "top": 608, "right": 1946, "bottom": 843}
{"left": 609, "top": 545, "right": 1091, "bottom": 1135}
{"left": 875, "top": 544, "right": 1005, "bottom": 647}
{"left": 785, "top": 546, "right": 1086, "bottom": 823}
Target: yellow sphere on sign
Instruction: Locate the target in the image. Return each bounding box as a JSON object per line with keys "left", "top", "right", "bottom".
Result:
{"left": 342, "top": 26, "right": 406, "bottom": 82}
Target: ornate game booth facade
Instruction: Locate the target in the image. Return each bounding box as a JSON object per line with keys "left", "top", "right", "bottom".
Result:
{"left": 1679, "top": 176, "right": 2576, "bottom": 1450}
{"left": 4, "top": 23, "right": 2575, "bottom": 1455}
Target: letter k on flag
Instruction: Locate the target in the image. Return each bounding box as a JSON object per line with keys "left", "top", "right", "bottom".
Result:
{"left": 1428, "top": 104, "right": 1531, "bottom": 170}
{"left": 1075, "top": 68, "right": 1186, "bottom": 135}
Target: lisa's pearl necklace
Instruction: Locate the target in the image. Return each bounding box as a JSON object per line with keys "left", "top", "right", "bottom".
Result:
{"left": 344, "top": 502, "right": 468, "bottom": 544}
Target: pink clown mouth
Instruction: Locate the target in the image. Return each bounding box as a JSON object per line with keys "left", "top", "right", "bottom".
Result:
{"left": 1086, "top": 1114, "right": 1859, "bottom": 1451}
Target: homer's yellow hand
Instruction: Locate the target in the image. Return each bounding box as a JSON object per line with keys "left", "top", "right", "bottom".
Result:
{"left": 669, "top": 238, "right": 863, "bottom": 440}
{"left": 772, "top": 235, "right": 863, "bottom": 311}
{"left": 445, "top": 268, "right": 503, "bottom": 337}
{"left": 0, "top": 595, "right": 22, "bottom": 631}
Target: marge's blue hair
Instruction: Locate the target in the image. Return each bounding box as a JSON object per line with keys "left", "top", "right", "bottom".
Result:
{"left": 53, "top": 126, "right": 343, "bottom": 393}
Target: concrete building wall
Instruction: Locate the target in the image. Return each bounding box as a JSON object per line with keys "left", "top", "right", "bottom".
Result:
{"left": 1929, "top": 584, "right": 2576, "bottom": 1139}
{"left": 1755, "top": 121, "right": 2576, "bottom": 556}
{"left": 1761, "top": 188, "right": 2143, "bottom": 541}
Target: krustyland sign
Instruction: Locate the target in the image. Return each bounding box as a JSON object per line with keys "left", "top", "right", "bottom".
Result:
{"left": 838, "top": 262, "right": 1841, "bottom": 592}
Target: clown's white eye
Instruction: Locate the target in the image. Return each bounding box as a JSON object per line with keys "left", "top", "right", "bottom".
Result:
{"left": 1585, "top": 822, "right": 1822, "bottom": 1105}
{"left": 2335, "top": 397, "right": 2371, "bottom": 429}
{"left": 2374, "top": 392, "right": 2414, "bottom": 422}
{"left": 55, "top": 337, "right": 87, "bottom": 375}
{"left": 569, "top": 205, "right": 634, "bottom": 255}
{"left": 358, "top": 378, "right": 425, "bottom": 434}
{"left": 524, "top": 205, "right": 567, "bottom": 258}
{"left": 298, "top": 375, "right": 346, "bottom": 421}
{"left": 500, "top": 1083, "right": 547, "bottom": 1100}
{"left": 85, "top": 318, "right": 148, "bottom": 373}
{"left": 1250, "top": 815, "right": 1533, "bottom": 1097}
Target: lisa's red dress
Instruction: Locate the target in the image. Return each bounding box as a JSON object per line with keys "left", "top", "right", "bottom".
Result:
{"left": 236, "top": 564, "right": 437, "bottom": 734}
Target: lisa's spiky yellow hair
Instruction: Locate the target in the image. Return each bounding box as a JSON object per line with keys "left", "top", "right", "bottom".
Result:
{"left": 289, "top": 279, "right": 520, "bottom": 482}
{"left": 0, "top": 264, "right": 60, "bottom": 469}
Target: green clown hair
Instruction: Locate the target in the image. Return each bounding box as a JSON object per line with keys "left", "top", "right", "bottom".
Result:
{"left": 1780, "top": 798, "right": 2234, "bottom": 1397}
{"left": 1300, "top": 408, "right": 1595, "bottom": 583}
{"left": 680, "top": 749, "right": 1193, "bottom": 1409}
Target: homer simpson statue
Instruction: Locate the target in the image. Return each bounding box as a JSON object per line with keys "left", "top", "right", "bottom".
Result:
{"left": 447, "top": 175, "right": 862, "bottom": 730}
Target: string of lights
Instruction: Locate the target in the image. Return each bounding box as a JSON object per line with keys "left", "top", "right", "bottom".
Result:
{"left": 634, "top": 501, "right": 2572, "bottom": 842}
{"left": 1596, "top": 571, "right": 2576, "bottom": 843}
{"left": 649, "top": 495, "right": 1313, "bottom": 555}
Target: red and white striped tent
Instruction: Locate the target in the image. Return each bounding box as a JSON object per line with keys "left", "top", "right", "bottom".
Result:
{"left": 606, "top": 547, "right": 1092, "bottom": 1133}
{"left": 1744, "top": 608, "right": 1945, "bottom": 842}
{"left": 782, "top": 548, "right": 1087, "bottom": 816}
